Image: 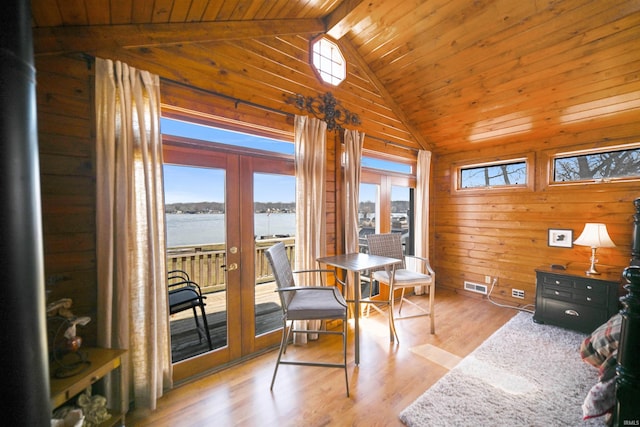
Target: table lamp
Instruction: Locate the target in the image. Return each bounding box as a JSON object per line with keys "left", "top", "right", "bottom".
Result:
{"left": 573, "top": 223, "right": 616, "bottom": 275}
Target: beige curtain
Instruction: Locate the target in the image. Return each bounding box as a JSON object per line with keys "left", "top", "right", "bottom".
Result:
{"left": 95, "top": 57, "right": 172, "bottom": 411}
{"left": 343, "top": 129, "right": 364, "bottom": 304}
{"left": 414, "top": 150, "right": 432, "bottom": 295}
{"left": 343, "top": 129, "right": 364, "bottom": 254}
{"left": 293, "top": 115, "right": 327, "bottom": 343}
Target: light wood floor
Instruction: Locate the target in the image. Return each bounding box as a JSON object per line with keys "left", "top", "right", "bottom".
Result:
{"left": 128, "top": 288, "right": 516, "bottom": 427}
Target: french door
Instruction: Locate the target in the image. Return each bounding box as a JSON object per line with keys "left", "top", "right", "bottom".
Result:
{"left": 163, "top": 141, "right": 294, "bottom": 382}
{"left": 360, "top": 170, "right": 415, "bottom": 300}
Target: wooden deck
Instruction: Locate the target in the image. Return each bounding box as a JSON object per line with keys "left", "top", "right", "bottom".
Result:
{"left": 131, "top": 288, "right": 517, "bottom": 426}
{"left": 169, "top": 281, "right": 279, "bottom": 323}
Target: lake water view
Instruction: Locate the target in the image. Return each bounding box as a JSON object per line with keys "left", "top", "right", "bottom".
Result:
{"left": 166, "top": 212, "right": 296, "bottom": 247}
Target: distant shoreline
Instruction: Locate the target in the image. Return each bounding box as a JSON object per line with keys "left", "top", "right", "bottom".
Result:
{"left": 166, "top": 212, "right": 296, "bottom": 247}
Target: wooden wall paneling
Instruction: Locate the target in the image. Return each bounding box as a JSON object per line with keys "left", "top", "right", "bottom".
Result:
{"left": 36, "top": 81, "right": 91, "bottom": 120}
{"left": 245, "top": 1, "right": 278, "bottom": 21}
{"left": 129, "top": 0, "right": 151, "bottom": 24}
{"left": 55, "top": 0, "right": 88, "bottom": 26}
{"left": 353, "top": 0, "right": 464, "bottom": 73}
{"left": 398, "top": 0, "right": 628, "bottom": 102}
{"left": 83, "top": 34, "right": 421, "bottom": 154}
{"left": 108, "top": 34, "right": 419, "bottom": 152}
{"left": 224, "top": 37, "right": 317, "bottom": 87}
{"left": 161, "top": 81, "right": 295, "bottom": 141}
{"left": 37, "top": 54, "right": 99, "bottom": 345}
{"left": 44, "top": 232, "right": 95, "bottom": 254}
{"left": 184, "top": 0, "right": 210, "bottom": 22}
{"left": 370, "top": 0, "right": 542, "bottom": 84}
{"left": 38, "top": 111, "right": 91, "bottom": 141}
{"left": 172, "top": 39, "right": 311, "bottom": 103}
{"left": 337, "top": 38, "right": 428, "bottom": 151}
{"left": 30, "top": 0, "right": 63, "bottom": 27}
{"left": 325, "top": 131, "right": 339, "bottom": 256}
{"left": 148, "top": 1, "right": 173, "bottom": 24}
{"left": 432, "top": 135, "right": 639, "bottom": 307}
{"left": 387, "top": 0, "right": 627, "bottom": 100}
{"left": 84, "top": 0, "right": 112, "bottom": 25}
{"left": 211, "top": 36, "right": 418, "bottom": 147}
{"left": 39, "top": 152, "right": 93, "bottom": 176}
{"left": 40, "top": 174, "right": 95, "bottom": 202}
{"left": 387, "top": 0, "right": 640, "bottom": 152}
{"left": 38, "top": 133, "right": 93, "bottom": 157}
{"left": 168, "top": 0, "right": 193, "bottom": 22}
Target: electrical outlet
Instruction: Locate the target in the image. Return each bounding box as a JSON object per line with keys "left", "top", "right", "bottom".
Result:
{"left": 512, "top": 289, "right": 525, "bottom": 299}
{"left": 485, "top": 275, "right": 491, "bottom": 284}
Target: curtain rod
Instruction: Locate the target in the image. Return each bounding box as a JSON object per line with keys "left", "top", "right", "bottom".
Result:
{"left": 161, "top": 77, "right": 419, "bottom": 153}
{"left": 366, "top": 135, "right": 419, "bottom": 152}
{"left": 160, "top": 77, "right": 293, "bottom": 118}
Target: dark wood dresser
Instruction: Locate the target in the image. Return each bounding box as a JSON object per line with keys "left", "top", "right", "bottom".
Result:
{"left": 533, "top": 266, "right": 622, "bottom": 334}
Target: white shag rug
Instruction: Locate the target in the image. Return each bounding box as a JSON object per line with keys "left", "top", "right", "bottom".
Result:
{"left": 399, "top": 312, "right": 607, "bottom": 426}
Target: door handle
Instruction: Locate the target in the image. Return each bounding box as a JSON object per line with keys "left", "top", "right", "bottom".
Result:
{"left": 222, "top": 263, "right": 238, "bottom": 271}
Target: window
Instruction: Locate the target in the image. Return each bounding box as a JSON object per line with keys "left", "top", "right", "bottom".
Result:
{"left": 359, "top": 171, "right": 416, "bottom": 298}
{"left": 311, "top": 37, "right": 346, "bottom": 86}
{"left": 361, "top": 156, "right": 413, "bottom": 174}
{"left": 552, "top": 144, "right": 640, "bottom": 183}
{"left": 161, "top": 117, "right": 294, "bottom": 155}
{"left": 458, "top": 159, "right": 528, "bottom": 190}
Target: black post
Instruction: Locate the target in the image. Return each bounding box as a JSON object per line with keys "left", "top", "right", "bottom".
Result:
{"left": 632, "top": 198, "right": 640, "bottom": 262}
{"left": 615, "top": 266, "right": 640, "bottom": 426}
{"left": 0, "top": 2, "right": 51, "bottom": 425}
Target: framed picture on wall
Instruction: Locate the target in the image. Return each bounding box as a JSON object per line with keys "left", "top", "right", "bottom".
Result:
{"left": 548, "top": 228, "right": 573, "bottom": 248}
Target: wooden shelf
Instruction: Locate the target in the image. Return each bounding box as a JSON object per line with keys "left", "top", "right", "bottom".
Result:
{"left": 50, "top": 347, "right": 127, "bottom": 426}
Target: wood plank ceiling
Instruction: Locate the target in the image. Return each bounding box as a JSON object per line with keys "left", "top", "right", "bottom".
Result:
{"left": 31, "top": 0, "right": 640, "bottom": 156}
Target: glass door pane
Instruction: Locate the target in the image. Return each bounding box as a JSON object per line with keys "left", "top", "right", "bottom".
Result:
{"left": 391, "top": 185, "right": 412, "bottom": 255}
{"left": 164, "top": 165, "right": 228, "bottom": 363}
{"left": 359, "top": 182, "right": 379, "bottom": 240}
{"left": 253, "top": 172, "right": 295, "bottom": 337}
{"left": 359, "top": 182, "right": 379, "bottom": 297}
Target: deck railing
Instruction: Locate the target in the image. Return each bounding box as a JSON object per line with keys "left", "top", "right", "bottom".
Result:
{"left": 166, "top": 237, "right": 295, "bottom": 293}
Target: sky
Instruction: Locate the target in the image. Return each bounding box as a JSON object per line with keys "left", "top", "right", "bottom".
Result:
{"left": 161, "top": 118, "right": 409, "bottom": 204}
{"left": 163, "top": 165, "right": 297, "bottom": 204}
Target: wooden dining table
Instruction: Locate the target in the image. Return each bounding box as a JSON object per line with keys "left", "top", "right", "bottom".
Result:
{"left": 316, "top": 252, "right": 400, "bottom": 365}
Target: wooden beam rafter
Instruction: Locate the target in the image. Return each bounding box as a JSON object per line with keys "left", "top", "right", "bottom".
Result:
{"left": 34, "top": 18, "right": 326, "bottom": 55}
{"left": 324, "top": 0, "right": 371, "bottom": 40}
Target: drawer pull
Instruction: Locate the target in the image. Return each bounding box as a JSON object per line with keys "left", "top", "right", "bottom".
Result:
{"left": 555, "top": 280, "right": 560, "bottom": 285}
{"left": 587, "top": 285, "right": 593, "bottom": 290}
{"left": 586, "top": 297, "right": 592, "bottom": 302}
{"left": 554, "top": 291, "right": 560, "bottom": 295}
{"left": 564, "top": 309, "right": 580, "bottom": 317}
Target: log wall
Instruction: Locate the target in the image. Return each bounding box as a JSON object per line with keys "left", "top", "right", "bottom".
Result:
{"left": 37, "top": 54, "right": 98, "bottom": 343}
{"left": 432, "top": 130, "right": 639, "bottom": 306}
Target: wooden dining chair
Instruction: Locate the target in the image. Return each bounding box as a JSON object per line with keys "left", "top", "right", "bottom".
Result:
{"left": 264, "top": 242, "right": 350, "bottom": 396}
{"left": 366, "top": 233, "right": 436, "bottom": 343}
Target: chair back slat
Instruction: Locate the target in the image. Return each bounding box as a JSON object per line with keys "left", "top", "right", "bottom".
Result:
{"left": 265, "top": 242, "right": 296, "bottom": 307}
{"left": 366, "top": 233, "right": 405, "bottom": 271}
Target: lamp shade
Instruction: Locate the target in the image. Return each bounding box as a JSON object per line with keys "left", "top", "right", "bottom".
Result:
{"left": 573, "top": 223, "right": 616, "bottom": 248}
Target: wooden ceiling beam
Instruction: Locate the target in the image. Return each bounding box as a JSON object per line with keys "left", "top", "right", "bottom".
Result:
{"left": 338, "top": 38, "right": 433, "bottom": 151}
{"left": 33, "top": 18, "right": 326, "bottom": 55}
{"left": 324, "top": 0, "right": 368, "bottom": 40}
